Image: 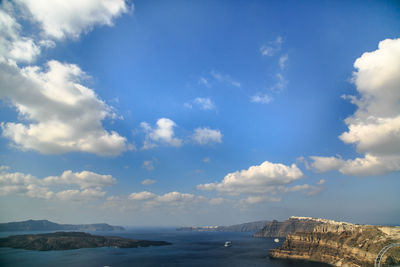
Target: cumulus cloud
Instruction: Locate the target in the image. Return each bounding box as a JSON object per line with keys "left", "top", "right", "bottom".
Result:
{"left": 141, "top": 179, "right": 156, "bottom": 185}
{"left": 127, "top": 191, "right": 225, "bottom": 208}
{"left": 105, "top": 191, "right": 228, "bottom": 213}
{"left": 129, "top": 191, "right": 157, "bottom": 201}
{"left": 56, "top": 188, "right": 106, "bottom": 201}
{"left": 0, "top": 1, "right": 131, "bottom": 156}
{"left": 16, "top": 0, "right": 129, "bottom": 39}
{"left": 0, "top": 6, "right": 40, "bottom": 63}
{"left": 310, "top": 38, "right": 400, "bottom": 176}
{"left": 197, "top": 160, "right": 304, "bottom": 195}
{"left": 42, "top": 170, "right": 116, "bottom": 189}
{"left": 192, "top": 127, "right": 222, "bottom": 145}
{"left": 310, "top": 156, "right": 345, "bottom": 173}
{"left": 0, "top": 61, "right": 130, "bottom": 156}
{"left": 140, "top": 118, "right": 182, "bottom": 149}
{"left": 0, "top": 168, "right": 114, "bottom": 201}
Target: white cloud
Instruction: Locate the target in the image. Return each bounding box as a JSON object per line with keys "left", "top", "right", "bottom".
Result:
{"left": 56, "top": 188, "right": 105, "bottom": 201}
{"left": 197, "top": 160, "right": 304, "bottom": 195}
{"left": 0, "top": 60, "right": 130, "bottom": 156}
{"left": 129, "top": 191, "right": 157, "bottom": 201}
{"left": 311, "top": 154, "right": 400, "bottom": 176}
{"left": 0, "top": 1, "right": 131, "bottom": 156}
{"left": 199, "top": 77, "right": 210, "bottom": 87}
{"left": 157, "top": 191, "right": 195, "bottom": 203}
{"left": 0, "top": 168, "right": 114, "bottom": 201}
{"left": 141, "top": 179, "right": 156, "bottom": 185}
{"left": 194, "top": 97, "right": 215, "bottom": 110}
{"left": 310, "top": 156, "right": 345, "bottom": 173}
{"left": 127, "top": 191, "right": 225, "bottom": 208}
{"left": 42, "top": 170, "right": 116, "bottom": 189}
{"left": 260, "top": 36, "right": 282, "bottom": 56}
{"left": 317, "top": 179, "right": 326, "bottom": 185}
{"left": 275, "top": 73, "right": 288, "bottom": 90}
{"left": 192, "top": 127, "right": 222, "bottom": 145}
{"left": 210, "top": 70, "right": 241, "bottom": 88}
{"left": 140, "top": 118, "right": 182, "bottom": 149}
{"left": 0, "top": 7, "right": 40, "bottom": 63}
{"left": 239, "top": 195, "right": 281, "bottom": 205}
{"left": 185, "top": 97, "right": 215, "bottom": 110}
{"left": 279, "top": 54, "right": 288, "bottom": 70}
{"left": 203, "top": 157, "right": 210, "bottom": 163}
{"left": 142, "top": 160, "right": 154, "bottom": 171}
{"left": 250, "top": 94, "right": 273, "bottom": 104}
{"left": 310, "top": 38, "right": 400, "bottom": 176}
{"left": 16, "top": 0, "right": 129, "bottom": 39}
{"left": 339, "top": 154, "right": 400, "bottom": 176}
{"left": 105, "top": 191, "right": 227, "bottom": 213}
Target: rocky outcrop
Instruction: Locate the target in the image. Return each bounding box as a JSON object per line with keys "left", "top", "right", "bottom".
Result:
{"left": 0, "top": 232, "right": 171, "bottom": 251}
{"left": 269, "top": 217, "right": 400, "bottom": 267}
{"left": 177, "top": 220, "right": 270, "bottom": 232}
{"left": 0, "top": 219, "right": 124, "bottom": 231}
{"left": 253, "top": 216, "right": 323, "bottom": 237}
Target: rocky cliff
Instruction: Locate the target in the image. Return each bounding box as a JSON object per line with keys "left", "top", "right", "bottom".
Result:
{"left": 269, "top": 217, "right": 400, "bottom": 267}
{"left": 0, "top": 220, "right": 124, "bottom": 232}
{"left": 253, "top": 216, "right": 323, "bottom": 237}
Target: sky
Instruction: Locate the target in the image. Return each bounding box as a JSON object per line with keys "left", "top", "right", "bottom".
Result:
{"left": 0, "top": 0, "right": 399, "bottom": 227}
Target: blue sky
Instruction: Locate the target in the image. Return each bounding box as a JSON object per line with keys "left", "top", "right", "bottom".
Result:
{"left": 0, "top": 0, "right": 399, "bottom": 226}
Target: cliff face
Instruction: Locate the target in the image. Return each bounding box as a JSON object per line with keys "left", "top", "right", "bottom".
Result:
{"left": 253, "top": 217, "right": 322, "bottom": 237}
{"left": 0, "top": 220, "right": 124, "bottom": 231}
{"left": 269, "top": 217, "right": 400, "bottom": 267}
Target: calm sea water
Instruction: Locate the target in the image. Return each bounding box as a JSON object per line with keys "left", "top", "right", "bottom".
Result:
{"left": 0, "top": 228, "right": 330, "bottom": 267}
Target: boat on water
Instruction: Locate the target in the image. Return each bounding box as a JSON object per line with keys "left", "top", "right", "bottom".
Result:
{"left": 224, "top": 241, "right": 232, "bottom": 247}
{"left": 274, "top": 238, "right": 279, "bottom": 243}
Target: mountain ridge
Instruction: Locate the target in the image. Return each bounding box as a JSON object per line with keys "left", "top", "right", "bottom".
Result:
{"left": 0, "top": 219, "right": 124, "bottom": 232}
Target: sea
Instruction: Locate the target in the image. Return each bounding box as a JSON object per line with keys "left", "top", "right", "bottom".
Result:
{"left": 0, "top": 228, "right": 330, "bottom": 267}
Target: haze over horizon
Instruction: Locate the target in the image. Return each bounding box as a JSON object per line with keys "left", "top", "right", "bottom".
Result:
{"left": 0, "top": 0, "right": 399, "bottom": 227}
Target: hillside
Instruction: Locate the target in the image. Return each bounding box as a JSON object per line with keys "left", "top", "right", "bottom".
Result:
{"left": 0, "top": 220, "right": 124, "bottom": 232}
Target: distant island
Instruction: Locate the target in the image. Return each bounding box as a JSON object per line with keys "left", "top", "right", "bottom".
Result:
{"left": 269, "top": 216, "right": 400, "bottom": 266}
{"left": 0, "top": 219, "right": 124, "bottom": 232}
{"left": 0, "top": 232, "right": 171, "bottom": 251}
{"left": 177, "top": 220, "right": 270, "bottom": 232}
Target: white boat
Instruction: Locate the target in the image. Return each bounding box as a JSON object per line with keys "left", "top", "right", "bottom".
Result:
{"left": 274, "top": 238, "right": 279, "bottom": 243}
{"left": 224, "top": 241, "right": 232, "bottom": 247}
